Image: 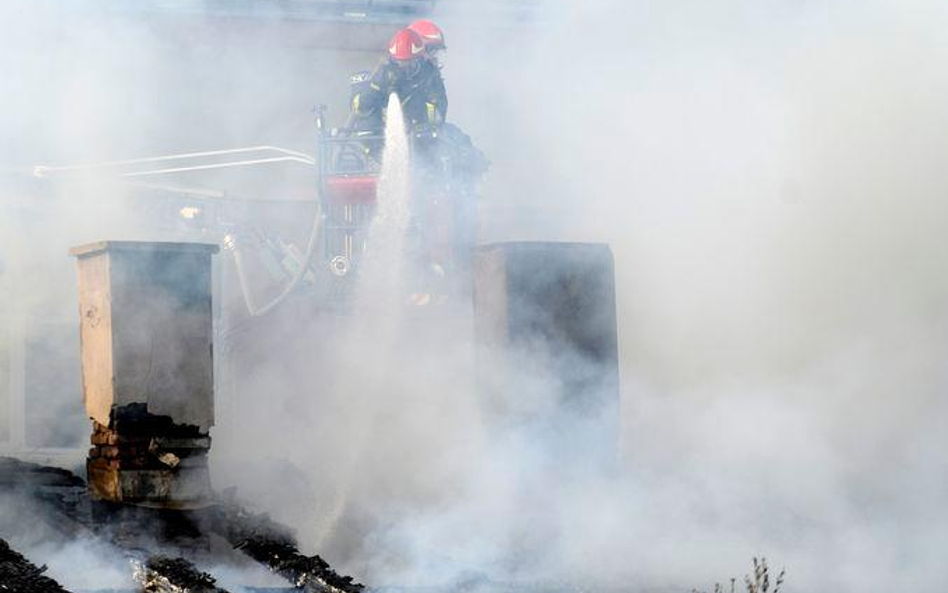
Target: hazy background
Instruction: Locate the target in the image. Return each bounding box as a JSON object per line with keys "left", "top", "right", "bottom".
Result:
{"left": 2, "top": 0, "right": 948, "bottom": 591}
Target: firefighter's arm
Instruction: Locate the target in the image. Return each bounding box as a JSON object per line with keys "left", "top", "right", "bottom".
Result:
{"left": 353, "top": 60, "right": 393, "bottom": 115}
{"left": 353, "top": 71, "right": 386, "bottom": 115}
{"left": 352, "top": 85, "right": 383, "bottom": 115}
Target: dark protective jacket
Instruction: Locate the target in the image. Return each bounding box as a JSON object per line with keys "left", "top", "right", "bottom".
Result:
{"left": 346, "top": 70, "right": 382, "bottom": 134}
{"left": 348, "top": 58, "right": 447, "bottom": 133}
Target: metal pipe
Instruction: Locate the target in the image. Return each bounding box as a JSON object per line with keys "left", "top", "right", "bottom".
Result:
{"left": 121, "top": 155, "right": 314, "bottom": 177}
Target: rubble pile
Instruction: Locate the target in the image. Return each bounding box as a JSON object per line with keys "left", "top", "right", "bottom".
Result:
{"left": 0, "top": 538, "right": 72, "bottom": 593}
{"left": 133, "top": 555, "right": 230, "bottom": 593}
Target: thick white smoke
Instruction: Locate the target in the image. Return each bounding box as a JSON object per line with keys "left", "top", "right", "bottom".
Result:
{"left": 344, "top": 1, "right": 948, "bottom": 590}
{"left": 3, "top": 1, "right": 948, "bottom": 591}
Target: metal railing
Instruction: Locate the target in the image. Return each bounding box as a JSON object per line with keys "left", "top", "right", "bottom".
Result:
{"left": 33, "top": 146, "right": 315, "bottom": 179}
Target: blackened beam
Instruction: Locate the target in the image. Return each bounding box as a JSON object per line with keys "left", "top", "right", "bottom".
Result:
{"left": 234, "top": 537, "right": 363, "bottom": 593}
{"left": 133, "top": 556, "right": 230, "bottom": 593}
{"left": 208, "top": 501, "right": 364, "bottom": 593}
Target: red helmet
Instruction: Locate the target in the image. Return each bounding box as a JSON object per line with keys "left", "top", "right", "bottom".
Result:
{"left": 407, "top": 19, "right": 445, "bottom": 51}
{"left": 388, "top": 28, "right": 425, "bottom": 62}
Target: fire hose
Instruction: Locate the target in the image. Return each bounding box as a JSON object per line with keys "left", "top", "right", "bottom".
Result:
{"left": 223, "top": 201, "right": 322, "bottom": 318}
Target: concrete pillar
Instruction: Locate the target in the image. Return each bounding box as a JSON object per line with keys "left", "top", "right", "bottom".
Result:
{"left": 472, "top": 242, "right": 620, "bottom": 467}
{"left": 70, "top": 241, "right": 218, "bottom": 506}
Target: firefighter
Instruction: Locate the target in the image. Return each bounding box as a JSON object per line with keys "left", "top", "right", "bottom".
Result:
{"left": 349, "top": 28, "right": 447, "bottom": 134}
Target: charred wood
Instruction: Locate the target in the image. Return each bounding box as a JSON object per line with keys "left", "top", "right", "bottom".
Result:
{"left": 133, "top": 556, "right": 229, "bottom": 593}
{"left": 233, "top": 537, "right": 363, "bottom": 593}
{"left": 0, "top": 538, "right": 72, "bottom": 593}
{"left": 207, "top": 501, "right": 364, "bottom": 593}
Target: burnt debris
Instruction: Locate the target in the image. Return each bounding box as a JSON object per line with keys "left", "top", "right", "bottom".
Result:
{"left": 87, "top": 404, "right": 212, "bottom": 507}
{"left": 210, "top": 500, "right": 364, "bottom": 593}
{"left": 0, "top": 538, "right": 72, "bottom": 593}
{"left": 233, "top": 536, "right": 363, "bottom": 593}
{"left": 134, "top": 555, "right": 231, "bottom": 593}
{"left": 0, "top": 455, "right": 367, "bottom": 593}
{"left": 0, "top": 457, "right": 88, "bottom": 536}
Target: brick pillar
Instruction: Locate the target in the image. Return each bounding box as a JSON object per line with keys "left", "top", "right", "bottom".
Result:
{"left": 71, "top": 241, "right": 217, "bottom": 507}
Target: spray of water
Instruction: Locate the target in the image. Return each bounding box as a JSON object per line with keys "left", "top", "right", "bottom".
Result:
{"left": 311, "top": 93, "right": 413, "bottom": 547}
{"left": 357, "top": 93, "right": 412, "bottom": 313}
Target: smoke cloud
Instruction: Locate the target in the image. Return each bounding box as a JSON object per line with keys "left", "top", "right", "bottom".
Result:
{"left": 3, "top": 0, "right": 948, "bottom": 591}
